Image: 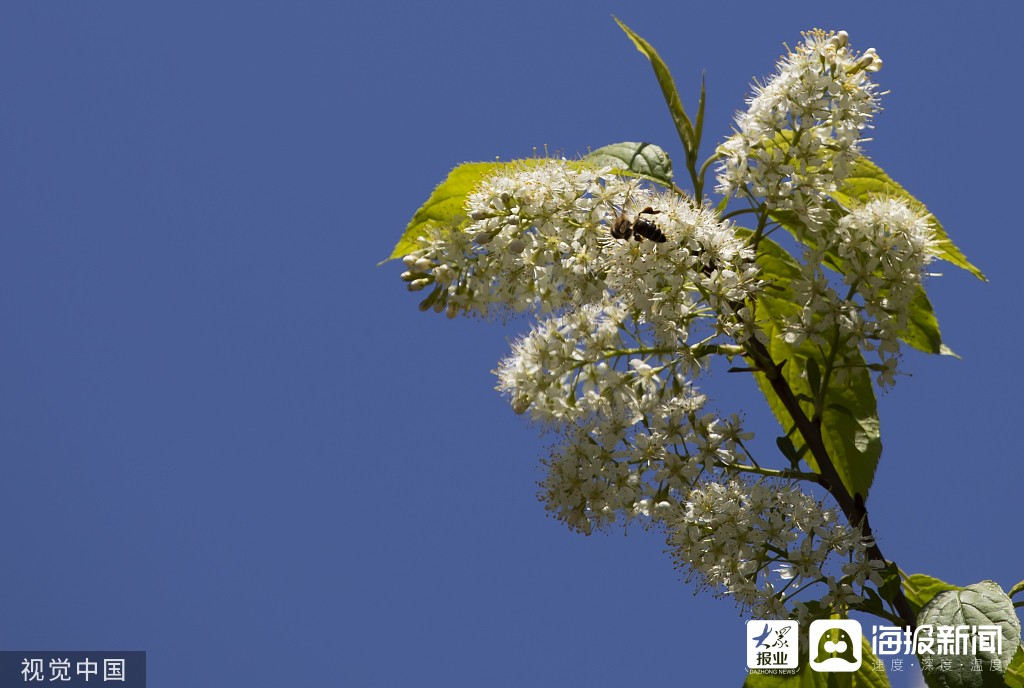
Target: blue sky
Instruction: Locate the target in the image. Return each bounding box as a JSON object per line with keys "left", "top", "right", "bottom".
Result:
{"left": 1, "top": 3, "right": 1019, "bottom": 687}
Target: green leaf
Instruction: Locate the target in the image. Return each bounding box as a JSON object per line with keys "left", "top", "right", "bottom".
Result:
{"left": 694, "top": 73, "right": 707, "bottom": 151}
{"left": 815, "top": 359, "right": 880, "bottom": 500}
{"left": 613, "top": 17, "right": 696, "bottom": 157}
{"left": 385, "top": 161, "right": 502, "bottom": 262}
{"left": 806, "top": 357, "right": 821, "bottom": 398}
{"left": 851, "top": 587, "right": 891, "bottom": 621}
{"left": 917, "top": 580, "right": 1021, "bottom": 688}
{"left": 901, "top": 286, "right": 957, "bottom": 357}
{"left": 853, "top": 637, "right": 893, "bottom": 688}
{"left": 760, "top": 137, "right": 982, "bottom": 282}
{"left": 776, "top": 435, "right": 801, "bottom": 464}
{"left": 386, "top": 158, "right": 580, "bottom": 262}
{"left": 1005, "top": 645, "right": 1024, "bottom": 688}
{"left": 741, "top": 231, "right": 882, "bottom": 498}
{"left": 831, "top": 156, "right": 985, "bottom": 281}
{"left": 902, "top": 573, "right": 962, "bottom": 615}
{"left": 585, "top": 142, "right": 674, "bottom": 187}
{"left": 877, "top": 562, "right": 903, "bottom": 609}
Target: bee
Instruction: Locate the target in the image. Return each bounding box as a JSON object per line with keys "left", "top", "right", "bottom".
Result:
{"left": 610, "top": 206, "right": 667, "bottom": 243}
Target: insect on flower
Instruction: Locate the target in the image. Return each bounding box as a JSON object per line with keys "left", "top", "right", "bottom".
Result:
{"left": 610, "top": 206, "right": 667, "bottom": 243}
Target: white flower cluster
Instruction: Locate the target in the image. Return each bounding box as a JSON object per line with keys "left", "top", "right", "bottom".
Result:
{"left": 835, "top": 199, "right": 938, "bottom": 369}
{"left": 666, "top": 479, "right": 881, "bottom": 618}
{"left": 400, "top": 160, "right": 760, "bottom": 326}
{"left": 781, "top": 198, "right": 938, "bottom": 385}
{"left": 397, "top": 26, "right": 911, "bottom": 615}
{"left": 401, "top": 159, "right": 763, "bottom": 534}
{"left": 495, "top": 299, "right": 752, "bottom": 533}
{"left": 715, "top": 29, "right": 938, "bottom": 385}
{"left": 402, "top": 161, "right": 611, "bottom": 318}
{"left": 716, "top": 29, "right": 882, "bottom": 209}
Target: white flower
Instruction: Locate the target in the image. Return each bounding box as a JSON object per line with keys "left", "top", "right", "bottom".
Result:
{"left": 403, "top": 159, "right": 760, "bottom": 326}
{"left": 842, "top": 557, "right": 886, "bottom": 588}
{"left": 821, "top": 576, "right": 864, "bottom": 609}
{"left": 666, "top": 479, "right": 872, "bottom": 616}
{"left": 716, "top": 29, "right": 882, "bottom": 209}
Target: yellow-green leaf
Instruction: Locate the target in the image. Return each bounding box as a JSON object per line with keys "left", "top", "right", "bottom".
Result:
{"left": 853, "top": 637, "right": 893, "bottom": 688}
{"left": 831, "top": 156, "right": 985, "bottom": 281}
{"left": 755, "top": 299, "right": 882, "bottom": 498}
{"left": 1005, "top": 645, "right": 1024, "bottom": 688}
{"left": 901, "top": 286, "right": 957, "bottom": 357}
{"left": 386, "top": 159, "right": 556, "bottom": 262}
{"left": 902, "top": 573, "right": 962, "bottom": 615}
{"left": 386, "top": 161, "right": 500, "bottom": 262}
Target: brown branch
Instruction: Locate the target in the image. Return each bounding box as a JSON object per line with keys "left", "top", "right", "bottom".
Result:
{"left": 744, "top": 335, "right": 918, "bottom": 629}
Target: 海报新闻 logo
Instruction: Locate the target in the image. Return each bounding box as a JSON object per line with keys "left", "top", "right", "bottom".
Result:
{"left": 809, "top": 619, "right": 863, "bottom": 672}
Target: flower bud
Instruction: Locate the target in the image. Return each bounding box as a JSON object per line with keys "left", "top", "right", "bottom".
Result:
{"left": 418, "top": 288, "right": 440, "bottom": 311}
{"left": 863, "top": 48, "right": 882, "bottom": 72}
{"left": 507, "top": 238, "right": 526, "bottom": 254}
{"left": 851, "top": 48, "right": 882, "bottom": 74}
{"left": 401, "top": 271, "right": 433, "bottom": 284}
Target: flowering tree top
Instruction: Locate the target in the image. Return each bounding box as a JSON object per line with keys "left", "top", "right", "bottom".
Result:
{"left": 388, "top": 21, "right": 1020, "bottom": 688}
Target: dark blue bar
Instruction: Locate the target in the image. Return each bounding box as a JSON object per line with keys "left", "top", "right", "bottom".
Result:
{"left": 0, "top": 652, "right": 145, "bottom": 688}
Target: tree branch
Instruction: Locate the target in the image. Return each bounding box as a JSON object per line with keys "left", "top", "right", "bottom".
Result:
{"left": 743, "top": 335, "right": 918, "bottom": 628}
